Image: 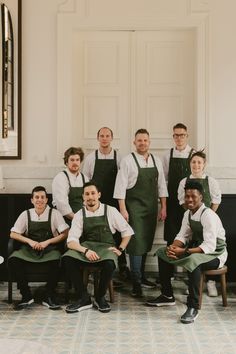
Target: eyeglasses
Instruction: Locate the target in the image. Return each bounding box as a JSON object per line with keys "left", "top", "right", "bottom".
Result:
{"left": 173, "top": 134, "right": 187, "bottom": 139}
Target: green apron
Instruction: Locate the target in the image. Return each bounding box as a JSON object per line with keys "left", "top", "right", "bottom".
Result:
{"left": 126, "top": 153, "right": 158, "bottom": 256}
{"left": 63, "top": 171, "right": 85, "bottom": 213}
{"left": 9, "top": 208, "right": 61, "bottom": 262}
{"left": 164, "top": 148, "right": 193, "bottom": 244}
{"left": 186, "top": 176, "right": 211, "bottom": 207}
{"left": 157, "top": 207, "right": 226, "bottom": 272}
{"left": 92, "top": 149, "right": 118, "bottom": 207}
{"left": 63, "top": 204, "right": 118, "bottom": 266}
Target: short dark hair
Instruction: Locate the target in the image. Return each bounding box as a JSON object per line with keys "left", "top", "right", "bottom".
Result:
{"left": 135, "top": 128, "right": 149, "bottom": 137}
{"left": 63, "top": 147, "right": 84, "bottom": 164}
{"left": 97, "top": 127, "right": 113, "bottom": 138}
{"left": 31, "top": 186, "right": 47, "bottom": 198}
{"left": 83, "top": 181, "right": 101, "bottom": 193}
{"left": 184, "top": 181, "right": 203, "bottom": 195}
{"left": 190, "top": 149, "right": 206, "bottom": 162}
{"left": 173, "top": 123, "right": 187, "bottom": 131}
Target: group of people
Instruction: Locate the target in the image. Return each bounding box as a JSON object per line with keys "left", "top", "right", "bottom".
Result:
{"left": 8, "top": 124, "right": 227, "bottom": 324}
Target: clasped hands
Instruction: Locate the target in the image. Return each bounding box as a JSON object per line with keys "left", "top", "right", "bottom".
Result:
{"left": 166, "top": 245, "right": 186, "bottom": 260}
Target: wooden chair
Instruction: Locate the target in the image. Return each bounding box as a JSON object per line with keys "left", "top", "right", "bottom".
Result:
{"left": 82, "top": 265, "right": 114, "bottom": 303}
{"left": 199, "top": 265, "right": 228, "bottom": 309}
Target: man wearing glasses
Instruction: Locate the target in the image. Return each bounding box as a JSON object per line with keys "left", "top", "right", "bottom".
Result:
{"left": 162, "top": 123, "right": 193, "bottom": 246}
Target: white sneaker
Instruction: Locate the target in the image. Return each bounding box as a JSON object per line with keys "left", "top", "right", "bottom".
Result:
{"left": 207, "top": 280, "right": 218, "bottom": 297}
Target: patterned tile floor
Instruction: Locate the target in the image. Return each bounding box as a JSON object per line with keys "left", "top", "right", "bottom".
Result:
{"left": 0, "top": 276, "right": 236, "bottom": 354}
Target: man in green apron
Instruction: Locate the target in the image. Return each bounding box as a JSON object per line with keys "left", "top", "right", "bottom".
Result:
{"left": 63, "top": 181, "right": 133, "bottom": 313}
{"left": 146, "top": 181, "right": 227, "bottom": 324}
{"left": 82, "top": 127, "right": 129, "bottom": 278}
{"left": 52, "top": 147, "right": 89, "bottom": 225}
{"left": 114, "top": 129, "right": 168, "bottom": 297}
{"left": 8, "top": 186, "right": 69, "bottom": 310}
{"left": 162, "top": 123, "right": 193, "bottom": 245}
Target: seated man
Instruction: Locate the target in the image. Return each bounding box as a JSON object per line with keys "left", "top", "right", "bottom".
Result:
{"left": 8, "top": 186, "right": 69, "bottom": 310}
{"left": 146, "top": 181, "right": 227, "bottom": 324}
{"left": 63, "top": 181, "right": 133, "bottom": 314}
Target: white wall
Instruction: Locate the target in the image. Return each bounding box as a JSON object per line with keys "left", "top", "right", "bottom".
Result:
{"left": 1, "top": 0, "right": 236, "bottom": 194}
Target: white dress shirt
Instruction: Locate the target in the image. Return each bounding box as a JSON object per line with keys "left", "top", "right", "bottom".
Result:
{"left": 11, "top": 205, "right": 69, "bottom": 236}
{"left": 52, "top": 168, "right": 89, "bottom": 216}
{"left": 113, "top": 152, "right": 168, "bottom": 200}
{"left": 67, "top": 203, "right": 134, "bottom": 243}
{"left": 178, "top": 174, "right": 222, "bottom": 206}
{"left": 175, "top": 203, "right": 227, "bottom": 268}
{"left": 162, "top": 145, "right": 193, "bottom": 182}
{"left": 82, "top": 149, "right": 121, "bottom": 180}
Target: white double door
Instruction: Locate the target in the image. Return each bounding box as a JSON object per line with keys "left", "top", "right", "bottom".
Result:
{"left": 71, "top": 29, "right": 195, "bottom": 155}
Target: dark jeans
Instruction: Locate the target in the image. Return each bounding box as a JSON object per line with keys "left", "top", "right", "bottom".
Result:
{"left": 9, "top": 257, "right": 60, "bottom": 299}
{"left": 158, "top": 256, "right": 220, "bottom": 309}
{"left": 63, "top": 256, "right": 115, "bottom": 299}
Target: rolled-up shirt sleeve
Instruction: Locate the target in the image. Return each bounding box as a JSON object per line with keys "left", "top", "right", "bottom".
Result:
{"left": 67, "top": 210, "right": 84, "bottom": 243}
{"left": 52, "top": 172, "right": 72, "bottom": 216}
{"left": 174, "top": 211, "right": 192, "bottom": 245}
{"left": 107, "top": 206, "right": 134, "bottom": 237}
{"left": 155, "top": 158, "right": 168, "bottom": 198}
{"left": 113, "top": 158, "right": 131, "bottom": 200}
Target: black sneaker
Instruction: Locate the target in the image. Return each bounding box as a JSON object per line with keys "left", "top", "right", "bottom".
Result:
{"left": 141, "top": 278, "right": 156, "bottom": 289}
{"left": 42, "top": 297, "right": 61, "bottom": 310}
{"left": 14, "top": 297, "right": 34, "bottom": 311}
{"left": 94, "top": 297, "right": 111, "bottom": 313}
{"left": 131, "top": 283, "right": 143, "bottom": 298}
{"left": 180, "top": 307, "right": 198, "bottom": 324}
{"left": 146, "top": 294, "right": 176, "bottom": 307}
{"left": 65, "top": 296, "right": 92, "bottom": 313}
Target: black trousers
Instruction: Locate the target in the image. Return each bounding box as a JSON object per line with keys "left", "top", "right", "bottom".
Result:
{"left": 63, "top": 256, "right": 116, "bottom": 299}
{"left": 158, "top": 256, "right": 220, "bottom": 309}
{"left": 9, "top": 257, "right": 60, "bottom": 299}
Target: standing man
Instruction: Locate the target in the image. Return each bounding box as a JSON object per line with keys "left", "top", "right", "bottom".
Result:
{"left": 82, "top": 127, "right": 128, "bottom": 277}
{"left": 8, "top": 186, "right": 69, "bottom": 310}
{"left": 114, "top": 128, "right": 168, "bottom": 296}
{"left": 147, "top": 181, "right": 227, "bottom": 324}
{"left": 52, "top": 147, "right": 89, "bottom": 224}
{"left": 162, "top": 123, "right": 193, "bottom": 245}
{"left": 63, "top": 182, "right": 133, "bottom": 313}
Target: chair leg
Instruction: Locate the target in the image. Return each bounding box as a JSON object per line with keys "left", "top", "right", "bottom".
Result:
{"left": 8, "top": 280, "right": 13, "bottom": 304}
{"left": 109, "top": 279, "right": 114, "bottom": 303}
{"left": 220, "top": 273, "right": 228, "bottom": 307}
{"left": 198, "top": 273, "right": 204, "bottom": 310}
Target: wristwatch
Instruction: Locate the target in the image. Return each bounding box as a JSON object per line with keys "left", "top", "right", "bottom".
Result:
{"left": 118, "top": 247, "right": 124, "bottom": 253}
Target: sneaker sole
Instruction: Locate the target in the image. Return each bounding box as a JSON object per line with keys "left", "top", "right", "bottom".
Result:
{"left": 65, "top": 303, "right": 93, "bottom": 313}
{"left": 146, "top": 301, "right": 176, "bottom": 307}
{"left": 18, "top": 299, "right": 34, "bottom": 306}
{"left": 180, "top": 313, "right": 199, "bottom": 324}
{"left": 141, "top": 284, "right": 156, "bottom": 289}
{"left": 42, "top": 302, "right": 61, "bottom": 310}
{"left": 93, "top": 301, "right": 111, "bottom": 313}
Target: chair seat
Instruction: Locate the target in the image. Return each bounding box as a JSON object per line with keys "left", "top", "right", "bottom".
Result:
{"left": 203, "top": 265, "right": 227, "bottom": 276}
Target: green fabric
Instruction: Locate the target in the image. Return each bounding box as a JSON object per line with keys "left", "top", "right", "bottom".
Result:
{"left": 157, "top": 208, "right": 226, "bottom": 272}
{"left": 63, "top": 171, "right": 85, "bottom": 213}
{"left": 126, "top": 153, "right": 158, "bottom": 255}
{"left": 63, "top": 204, "right": 117, "bottom": 266}
{"left": 92, "top": 150, "right": 118, "bottom": 207}
{"left": 9, "top": 208, "right": 61, "bottom": 262}
{"left": 164, "top": 148, "right": 193, "bottom": 243}
{"left": 186, "top": 176, "right": 211, "bottom": 207}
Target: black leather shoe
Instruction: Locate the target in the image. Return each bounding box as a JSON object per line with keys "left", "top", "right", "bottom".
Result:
{"left": 180, "top": 307, "right": 199, "bottom": 324}
{"left": 14, "top": 297, "right": 34, "bottom": 311}
{"left": 42, "top": 297, "right": 61, "bottom": 310}
{"left": 65, "top": 296, "right": 92, "bottom": 313}
{"left": 94, "top": 296, "right": 111, "bottom": 313}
